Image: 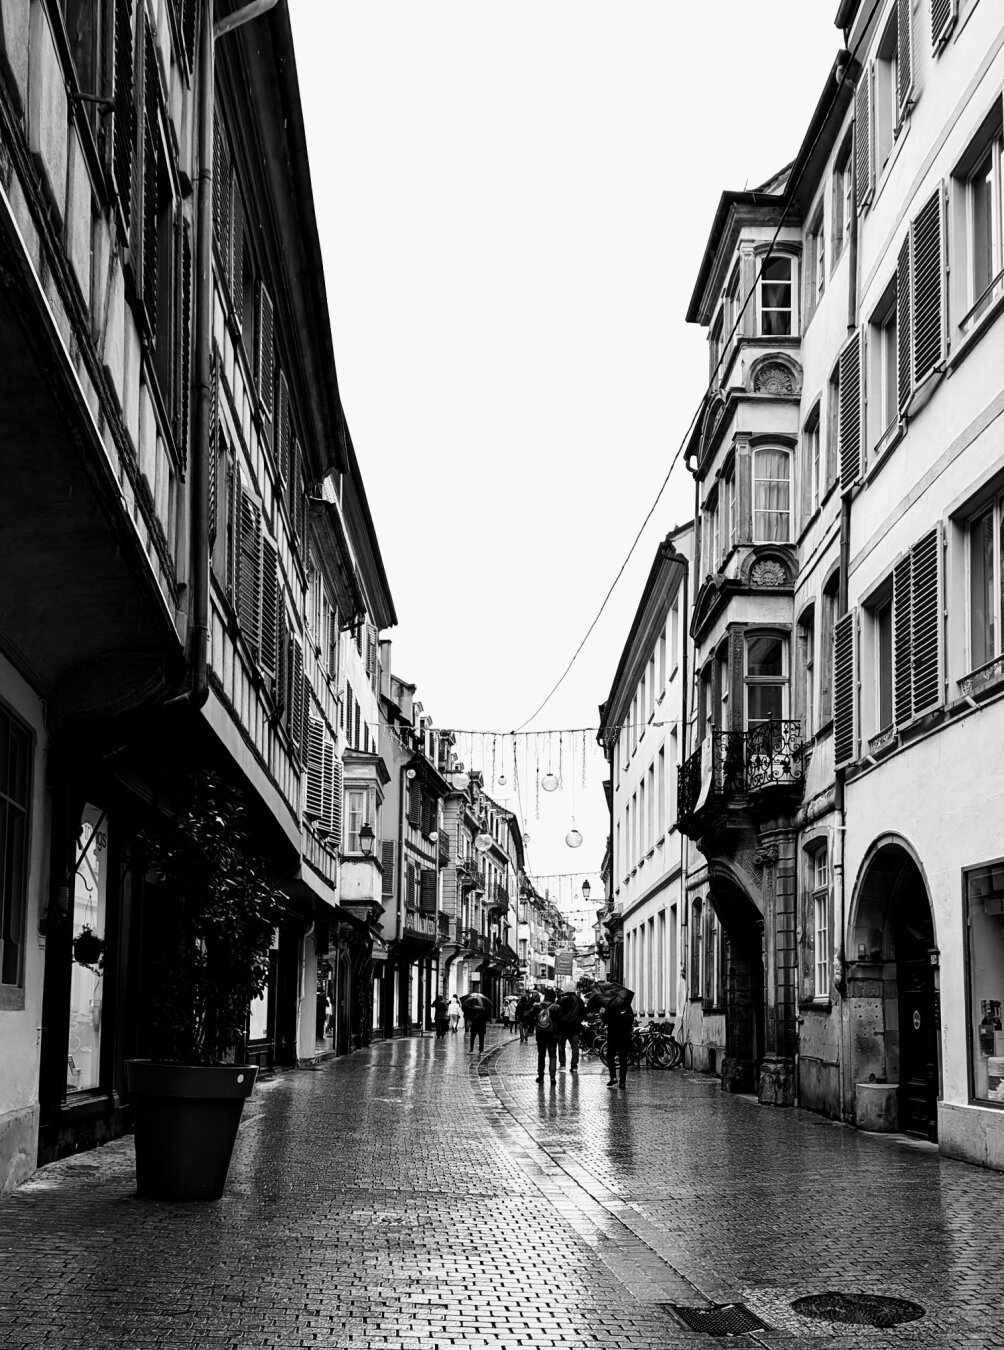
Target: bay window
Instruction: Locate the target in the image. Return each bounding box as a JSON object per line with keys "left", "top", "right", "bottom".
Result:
{"left": 753, "top": 447, "right": 792, "bottom": 542}
{"left": 744, "top": 634, "right": 788, "bottom": 728}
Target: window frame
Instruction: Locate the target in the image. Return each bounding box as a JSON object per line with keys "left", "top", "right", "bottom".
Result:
{"left": 744, "top": 631, "right": 789, "bottom": 729}
{"left": 756, "top": 252, "right": 799, "bottom": 337}
{"left": 752, "top": 445, "right": 792, "bottom": 544}
{"left": 867, "top": 275, "right": 899, "bottom": 456}
{"left": 832, "top": 133, "right": 854, "bottom": 261}
{"left": 812, "top": 843, "right": 830, "bottom": 1000}
{"left": 967, "top": 489, "right": 1004, "bottom": 673}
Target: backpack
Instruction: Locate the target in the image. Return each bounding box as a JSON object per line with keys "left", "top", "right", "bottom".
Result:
{"left": 536, "top": 1003, "right": 559, "bottom": 1033}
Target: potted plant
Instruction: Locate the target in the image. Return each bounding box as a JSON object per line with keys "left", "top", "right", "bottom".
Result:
{"left": 126, "top": 771, "right": 283, "bottom": 1201}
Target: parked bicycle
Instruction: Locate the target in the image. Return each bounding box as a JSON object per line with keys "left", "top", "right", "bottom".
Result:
{"left": 596, "top": 1018, "right": 682, "bottom": 1070}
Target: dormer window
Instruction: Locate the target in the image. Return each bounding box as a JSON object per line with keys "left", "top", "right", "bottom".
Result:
{"left": 757, "top": 255, "right": 797, "bottom": 336}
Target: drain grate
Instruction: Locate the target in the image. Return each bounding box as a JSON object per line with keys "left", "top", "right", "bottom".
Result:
{"left": 791, "top": 1292, "right": 925, "bottom": 1328}
{"left": 665, "top": 1303, "right": 769, "bottom": 1336}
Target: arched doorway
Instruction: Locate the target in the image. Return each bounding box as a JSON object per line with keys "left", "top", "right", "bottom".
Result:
{"left": 850, "top": 840, "right": 939, "bottom": 1141}
{"left": 709, "top": 880, "right": 765, "bottom": 1094}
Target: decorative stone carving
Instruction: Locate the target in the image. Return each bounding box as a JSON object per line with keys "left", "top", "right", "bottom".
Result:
{"left": 753, "top": 361, "right": 795, "bottom": 395}
{"left": 754, "top": 844, "right": 778, "bottom": 869}
{"left": 750, "top": 559, "right": 788, "bottom": 587}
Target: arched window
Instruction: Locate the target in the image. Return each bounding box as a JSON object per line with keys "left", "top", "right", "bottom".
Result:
{"left": 753, "top": 447, "right": 792, "bottom": 542}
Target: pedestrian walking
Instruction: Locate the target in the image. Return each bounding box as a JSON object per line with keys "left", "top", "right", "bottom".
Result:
{"left": 503, "top": 994, "right": 518, "bottom": 1031}
{"left": 534, "top": 991, "right": 561, "bottom": 1084}
{"left": 521, "top": 992, "right": 541, "bottom": 1045}
{"left": 604, "top": 1000, "right": 634, "bottom": 1090}
{"left": 448, "top": 994, "right": 462, "bottom": 1033}
{"left": 431, "top": 993, "right": 450, "bottom": 1041}
{"left": 463, "top": 992, "right": 491, "bottom": 1052}
{"left": 514, "top": 993, "right": 531, "bottom": 1043}
{"left": 555, "top": 987, "right": 586, "bottom": 1073}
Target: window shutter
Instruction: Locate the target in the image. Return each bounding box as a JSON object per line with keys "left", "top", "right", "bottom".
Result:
{"left": 419, "top": 868, "right": 437, "bottom": 915}
{"left": 911, "top": 186, "right": 945, "bottom": 387}
{"left": 304, "top": 717, "right": 324, "bottom": 818}
{"left": 896, "top": 0, "right": 913, "bottom": 115}
{"left": 353, "top": 702, "right": 360, "bottom": 751}
{"left": 300, "top": 670, "right": 310, "bottom": 762}
{"left": 112, "top": 0, "right": 136, "bottom": 231}
{"left": 208, "top": 351, "right": 219, "bottom": 548}
{"left": 212, "top": 117, "right": 230, "bottom": 285}
{"left": 276, "top": 372, "right": 291, "bottom": 483}
{"left": 238, "top": 493, "right": 261, "bottom": 651}
{"left": 256, "top": 284, "right": 275, "bottom": 418}
{"left": 276, "top": 609, "right": 288, "bottom": 714}
{"left": 931, "top": 0, "right": 956, "bottom": 49}
{"left": 321, "top": 739, "right": 335, "bottom": 831}
{"left": 140, "top": 30, "right": 159, "bottom": 331}
{"left": 407, "top": 779, "right": 422, "bottom": 827}
{"left": 176, "top": 220, "right": 193, "bottom": 461}
{"left": 838, "top": 330, "right": 863, "bottom": 490}
{"left": 365, "top": 623, "right": 377, "bottom": 680}
{"left": 260, "top": 538, "right": 279, "bottom": 680}
{"left": 231, "top": 192, "right": 245, "bottom": 326}
{"left": 893, "top": 552, "right": 914, "bottom": 725}
{"left": 228, "top": 465, "right": 241, "bottom": 604}
{"left": 833, "top": 610, "right": 859, "bottom": 768}
{"left": 329, "top": 754, "right": 343, "bottom": 842}
{"left": 910, "top": 526, "right": 942, "bottom": 714}
{"left": 327, "top": 604, "right": 338, "bottom": 679}
{"left": 896, "top": 234, "right": 912, "bottom": 412}
{"left": 381, "top": 841, "right": 395, "bottom": 898}
{"left": 181, "top": 0, "right": 196, "bottom": 68}
{"left": 854, "top": 68, "right": 873, "bottom": 211}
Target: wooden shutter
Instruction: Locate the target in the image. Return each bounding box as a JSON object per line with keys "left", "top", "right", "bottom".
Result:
{"left": 112, "top": 0, "right": 136, "bottom": 231}
{"left": 175, "top": 220, "right": 193, "bottom": 461}
{"left": 290, "top": 639, "right": 304, "bottom": 755}
{"left": 321, "top": 739, "right": 335, "bottom": 831}
{"left": 276, "top": 372, "right": 291, "bottom": 483}
{"left": 931, "top": 0, "right": 956, "bottom": 48}
{"left": 353, "top": 702, "right": 361, "bottom": 751}
{"left": 419, "top": 868, "right": 437, "bottom": 915}
{"left": 406, "top": 862, "right": 416, "bottom": 909}
{"left": 304, "top": 717, "right": 324, "bottom": 819}
{"left": 256, "top": 284, "right": 275, "bottom": 418}
{"left": 407, "top": 779, "right": 422, "bottom": 827}
{"left": 212, "top": 117, "right": 230, "bottom": 284}
{"left": 327, "top": 604, "right": 338, "bottom": 679}
{"left": 231, "top": 191, "right": 245, "bottom": 326}
{"left": 893, "top": 553, "right": 914, "bottom": 725}
{"left": 181, "top": 0, "right": 196, "bottom": 68}
{"left": 227, "top": 464, "right": 241, "bottom": 604}
{"left": 854, "top": 68, "right": 873, "bottom": 211}
{"left": 896, "top": 0, "right": 913, "bottom": 116}
{"left": 911, "top": 526, "right": 942, "bottom": 714}
{"left": 912, "top": 187, "right": 945, "bottom": 387}
{"left": 238, "top": 493, "right": 261, "bottom": 651}
{"left": 260, "top": 538, "right": 279, "bottom": 679}
{"left": 381, "top": 840, "right": 395, "bottom": 898}
{"left": 896, "top": 234, "right": 912, "bottom": 412}
{"left": 838, "top": 330, "right": 863, "bottom": 490}
{"left": 276, "top": 609, "right": 288, "bottom": 714}
{"left": 300, "top": 670, "right": 310, "bottom": 762}
{"left": 833, "top": 610, "right": 858, "bottom": 768}
{"left": 140, "top": 29, "right": 159, "bottom": 331}
{"left": 329, "top": 754, "right": 343, "bottom": 842}
{"left": 208, "top": 350, "right": 219, "bottom": 548}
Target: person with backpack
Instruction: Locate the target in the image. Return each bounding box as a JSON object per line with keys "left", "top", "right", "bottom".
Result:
{"left": 554, "top": 987, "right": 586, "bottom": 1073}
{"left": 535, "top": 990, "right": 561, "bottom": 1084}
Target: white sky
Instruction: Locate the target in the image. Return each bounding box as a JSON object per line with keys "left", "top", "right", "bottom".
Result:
{"left": 289, "top": 1, "right": 840, "bottom": 894}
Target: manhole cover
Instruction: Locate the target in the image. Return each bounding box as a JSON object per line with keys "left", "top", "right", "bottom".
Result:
{"left": 791, "top": 1292, "right": 925, "bottom": 1328}
{"left": 666, "top": 1303, "right": 769, "bottom": 1336}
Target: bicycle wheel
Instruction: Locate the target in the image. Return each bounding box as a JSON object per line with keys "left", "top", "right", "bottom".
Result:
{"left": 666, "top": 1036, "right": 683, "bottom": 1068}
{"left": 647, "top": 1039, "right": 674, "bottom": 1069}
{"left": 595, "top": 1036, "right": 609, "bottom": 1066}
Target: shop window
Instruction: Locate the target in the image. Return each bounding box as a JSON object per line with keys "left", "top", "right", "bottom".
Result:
{"left": 812, "top": 846, "right": 830, "bottom": 999}
{"left": 0, "top": 709, "right": 31, "bottom": 991}
{"left": 757, "top": 254, "right": 797, "bottom": 336}
{"left": 968, "top": 491, "right": 1004, "bottom": 670}
{"left": 745, "top": 633, "right": 788, "bottom": 728}
{"left": 753, "top": 447, "right": 792, "bottom": 543}
{"left": 67, "top": 805, "right": 109, "bottom": 1094}
{"left": 965, "top": 862, "right": 1004, "bottom": 1103}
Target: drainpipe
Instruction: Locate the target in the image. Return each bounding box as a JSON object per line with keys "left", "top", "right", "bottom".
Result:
{"left": 168, "top": 0, "right": 279, "bottom": 712}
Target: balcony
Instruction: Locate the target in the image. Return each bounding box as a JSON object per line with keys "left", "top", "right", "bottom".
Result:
{"left": 438, "top": 832, "right": 450, "bottom": 864}
{"left": 437, "top": 911, "right": 452, "bottom": 939}
{"left": 463, "top": 927, "right": 487, "bottom": 954}
{"left": 489, "top": 884, "right": 510, "bottom": 916}
{"left": 678, "top": 720, "right": 804, "bottom": 837}
{"left": 457, "top": 858, "right": 484, "bottom": 891}
{"left": 402, "top": 908, "right": 437, "bottom": 943}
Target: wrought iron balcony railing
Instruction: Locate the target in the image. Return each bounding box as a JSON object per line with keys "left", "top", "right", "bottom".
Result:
{"left": 403, "top": 908, "right": 437, "bottom": 941}
{"left": 678, "top": 720, "right": 804, "bottom": 825}
{"left": 457, "top": 857, "right": 484, "bottom": 890}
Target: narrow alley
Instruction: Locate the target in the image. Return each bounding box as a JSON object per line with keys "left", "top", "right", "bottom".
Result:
{"left": 1, "top": 1033, "right": 999, "bottom": 1349}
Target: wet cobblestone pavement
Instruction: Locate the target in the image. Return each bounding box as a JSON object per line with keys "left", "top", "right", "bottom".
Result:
{"left": 2, "top": 1029, "right": 1003, "bottom": 1348}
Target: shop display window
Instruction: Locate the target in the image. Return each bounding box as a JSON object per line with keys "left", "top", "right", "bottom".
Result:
{"left": 67, "top": 804, "right": 108, "bottom": 1094}
{"left": 966, "top": 861, "right": 1004, "bottom": 1103}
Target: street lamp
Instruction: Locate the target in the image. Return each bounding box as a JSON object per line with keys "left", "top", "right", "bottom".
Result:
{"left": 581, "top": 879, "right": 591, "bottom": 902}
{"left": 359, "top": 821, "right": 375, "bottom": 857}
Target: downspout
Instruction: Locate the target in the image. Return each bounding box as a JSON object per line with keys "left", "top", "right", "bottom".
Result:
{"left": 170, "top": 0, "right": 280, "bottom": 712}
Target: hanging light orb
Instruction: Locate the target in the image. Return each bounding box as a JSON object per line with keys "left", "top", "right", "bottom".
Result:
{"left": 474, "top": 831, "right": 493, "bottom": 852}
{"left": 497, "top": 773, "right": 506, "bottom": 786}
{"left": 451, "top": 770, "right": 471, "bottom": 791}
{"left": 565, "top": 828, "right": 583, "bottom": 849}
{"left": 541, "top": 772, "right": 559, "bottom": 793}
{"left": 522, "top": 832, "right": 531, "bottom": 845}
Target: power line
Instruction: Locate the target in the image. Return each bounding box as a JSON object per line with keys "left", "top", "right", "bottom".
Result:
{"left": 511, "top": 17, "right": 876, "bottom": 734}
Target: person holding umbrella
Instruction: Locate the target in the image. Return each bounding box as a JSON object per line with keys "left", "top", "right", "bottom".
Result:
{"left": 461, "top": 991, "right": 491, "bottom": 1052}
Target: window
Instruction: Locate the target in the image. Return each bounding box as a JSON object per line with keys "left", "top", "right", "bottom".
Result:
{"left": 753, "top": 447, "right": 791, "bottom": 542}
{"left": 964, "top": 861, "right": 1004, "bottom": 1104}
{"left": 875, "top": 593, "right": 894, "bottom": 731}
{"left": 66, "top": 804, "right": 108, "bottom": 1089}
{"left": 718, "top": 645, "right": 730, "bottom": 730}
{"left": 657, "top": 747, "right": 666, "bottom": 839}
{"left": 959, "top": 125, "right": 1004, "bottom": 334}
{"left": 745, "top": 634, "right": 787, "bottom": 727}
{"left": 725, "top": 468, "right": 737, "bottom": 550}
{"left": 346, "top": 788, "right": 369, "bottom": 852}
{"left": 875, "top": 12, "right": 899, "bottom": 175}
{"left": 757, "top": 254, "right": 796, "bottom": 336}
{"left": 801, "top": 404, "right": 821, "bottom": 524}
{"left": 658, "top": 632, "right": 666, "bottom": 690}
{"left": 813, "top": 846, "right": 830, "bottom": 998}
{"left": 798, "top": 608, "right": 815, "bottom": 740}
{"left": 807, "top": 208, "right": 825, "bottom": 310}
{"left": 969, "top": 492, "right": 1004, "bottom": 670}
{"left": 690, "top": 899, "right": 703, "bottom": 994}
{"left": 833, "top": 135, "right": 853, "bottom": 258}
{"left": 0, "top": 708, "right": 31, "bottom": 991}
{"left": 710, "top": 312, "right": 724, "bottom": 382}
{"left": 868, "top": 278, "right": 898, "bottom": 449}
{"left": 826, "top": 362, "right": 840, "bottom": 488}
{"left": 722, "top": 264, "right": 741, "bottom": 368}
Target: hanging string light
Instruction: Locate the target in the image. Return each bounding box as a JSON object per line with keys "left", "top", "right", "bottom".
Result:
{"left": 566, "top": 741, "right": 582, "bottom": 849}
{"left": 582, "top": 729, "right": 588, "bottom": 789}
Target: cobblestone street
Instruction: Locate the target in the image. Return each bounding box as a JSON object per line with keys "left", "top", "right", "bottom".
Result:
{"left": 1, "top": 1031, "right": 1002, "bottom": 1349}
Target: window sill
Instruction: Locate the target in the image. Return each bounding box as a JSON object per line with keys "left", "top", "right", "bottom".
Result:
{"left": 745, "top": 334, "right": 802, "bottom": 349}
{"left": 864, "top": 420, "right": 905, "bottom": 482}
{"left": 948, "top": 289, "right": 1004, "bottom": 376}
{"left": 799, "top": 997, "right": 833, "bottom": 1013}
{"left": 959, "top": 656, "right": 1004, "bottom": 702}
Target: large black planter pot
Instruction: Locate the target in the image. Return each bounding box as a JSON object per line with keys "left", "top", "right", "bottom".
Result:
{"left": 125, "top": 1060, "right": 258, "bottom": 1201}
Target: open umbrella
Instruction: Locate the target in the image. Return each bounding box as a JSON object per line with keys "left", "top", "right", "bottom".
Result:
{"left": 584, "top": 980, "right": 634, "bottom": 1012}
{"left": 460, "top": 992, "right": 491, "bottom": 1016}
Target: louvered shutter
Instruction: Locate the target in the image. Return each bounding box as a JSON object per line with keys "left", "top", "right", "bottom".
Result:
{"left": 257, "top": 285, "right": 275, "bottom": 419}
{"left": 212, "top": 119, "right": 230, "bottom": 286}
{"left": 238, "top": 494, "right": 261, "bottom": 651}
{"left": 931, "top": 0, "right": 956, "bottom": 48}
{"left": 276, "top": 372, "right": 291, "bottom": 483}
{"left": 181, "top": 0, "right": 196, "bottom": 68}
{"left": 406, "top": 863, "right": 416, "bottom": 909}
{"left": 276, "top": 609, "right": 288, "bottom": 714}
{"left": 911, "top": 187, "right": 945, "bottom": 387}
{"left": 854, "top": 69, "right": 873, "bottom": 211}
{"left": 291, "top": 639, "right": 304, "bottom": 754}
{"left": 911, "top": 526, "right": 942, "bottom": 714}
{"left": 893, "top": 553, "right": 914, "bottom": 725}
{"left": 304, "top": 717, "right": 324, "bottom": 819}
{"left": 896, "top": 235, "right": 912, "bottom": 412}
{"left": 896, "top": 0, "right": 913, "bottom": 116}
{"left": 838, "top": 330, "right": 863, "bottom": 490}
{"left": 176, "top": 220, "right": 193, "bottom": 462}
{"left": 231, "top": 192, "right": 245, "bottom": 326}
{"left": 407, "top": 780, "right": 422, "bottom": 827}
{"left": 140, "top": 30, "right": 159, "bottom": 331}
{"left": 419, "top": 868, "right": 437, "bottom": 915}
{"left": 208, "top": 350, "right": 219, "bottom": 549}
{"left": 300, "top": 670, "right": 310, "bottom": 762}
{"left": 260, "top": 538, "right": 279, "bottom": 679}
{"left": 329, "top": 754, "right": 343, "bottom": 843}
{"left": 353, "top": 702, "right": 361, "bottom": 751}
{"left": 228, "top": 466, "right": 241, "bottom": 604}
{"left": 327, "top": 604, "right": 338, "bottom": 679}
{"left": 381, "top": 841, "right": 395, "bottom": 898}
{"left": 112, "top": 0, "right": 135, "bottom": 231}
{"left": 321, "top": 739, "right": 335, "bottom": 830}
{"left": 833, "top": 610, "right": 859, "bottom": 768}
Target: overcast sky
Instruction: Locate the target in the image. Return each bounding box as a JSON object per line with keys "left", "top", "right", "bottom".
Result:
{"left": 289, "top": 2, "right": 840, "bottom": 900}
